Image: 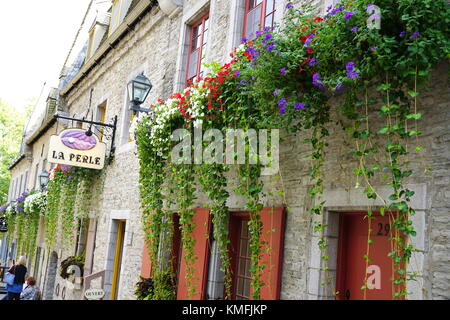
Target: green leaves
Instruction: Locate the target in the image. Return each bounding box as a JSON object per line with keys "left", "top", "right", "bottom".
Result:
{"left": 406, "top": 113, "right": 422, "bottom": 120}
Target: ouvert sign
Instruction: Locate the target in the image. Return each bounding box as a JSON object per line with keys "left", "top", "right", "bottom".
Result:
{"left": 47, "top": 129, "right": 107, "bottom": 170}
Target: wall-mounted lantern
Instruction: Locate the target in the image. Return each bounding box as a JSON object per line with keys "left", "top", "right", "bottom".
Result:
{"left": 127, "top": 73, "right": 152, "bottom": 114}
{"left": 38, "top": 170, "right": 50, "bottom": 189}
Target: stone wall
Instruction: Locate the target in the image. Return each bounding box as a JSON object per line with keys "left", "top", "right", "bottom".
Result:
{"left": 36, "top": 0, "right": 449, "bottom": 300}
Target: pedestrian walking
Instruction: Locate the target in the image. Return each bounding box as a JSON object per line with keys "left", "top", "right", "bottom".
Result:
{"left": 5, "top": 256, "right": 28, "bottom": 300}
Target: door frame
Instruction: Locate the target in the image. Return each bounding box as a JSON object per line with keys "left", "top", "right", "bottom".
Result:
{"left": 110, "top": 219, "right": 126, "bottom": 300}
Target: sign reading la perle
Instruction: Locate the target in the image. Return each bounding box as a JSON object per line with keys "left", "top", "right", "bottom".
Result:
{"left": 47, "top": 128, "right": 107, "bottom": 170}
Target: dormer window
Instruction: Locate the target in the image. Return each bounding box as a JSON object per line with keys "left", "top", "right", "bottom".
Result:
{"left": 86, "top": 13, "right": 110, "bottom": 60}
{"left": 109, "top": 0, "right": 133, "bottom": 35}
{"left": 87, "top": 28, "right": 96, "bottom": 58}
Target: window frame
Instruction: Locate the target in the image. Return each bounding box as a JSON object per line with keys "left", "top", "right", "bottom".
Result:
{"left": 242, "top": 0, "right": 276, "bottom": 39}
{"left": 229, "top": 212, "right": 252, "bottom": 300}
{"left": 96, "top": 101, "right": 107, "bottom": 142}
{"left": 109, "top": 0, "right": 122, "bottom": 36}
{"left": 185, "top": 13, "right": 210, "bottom": 85}
{"left": 87, "top": 27, "right": 97, "bottom": 59}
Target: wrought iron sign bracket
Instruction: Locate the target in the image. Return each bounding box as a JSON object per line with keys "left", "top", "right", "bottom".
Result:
{"left": 54, "top": 113, "right": 118, "bottom": 163}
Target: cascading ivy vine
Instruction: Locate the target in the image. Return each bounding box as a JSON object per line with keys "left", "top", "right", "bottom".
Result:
{"left": 44, "top": 165, "right": 102, "bottom": 252}
{"left": 134, "top": 0, "right": 448, "bottom": 300}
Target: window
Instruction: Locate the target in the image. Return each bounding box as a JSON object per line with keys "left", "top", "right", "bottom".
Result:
{"left": 109, "top": 0, "right": 132, "bottom": 35}
{"left": 24, "top": 171, "right": 28, "bottom": 193}
{"left": 18, "top": 174, "right": 23, "bottom": 196}
{"left": 9, "top": 179, "right": 15, "bottom": 201}
{"left": 186, "top": 14, "right": 209, "bottom": 85}
{"left": 75, "top": 218, "right": 90, "bottom": 256}
{"left": 171, "top": 214, "right": 182, "bottom": 286}
{"left": 34, "top": 163, "right": 39, "bottom": 190}
{"left": 230, "top": 214, "right": 251, "bottom": 300}
{"left": 96, "top": 102, "right": 107, "bottom": 142}
{"left": 86, "top": 28, "right": 97, "bottom": 59}
{"left": 228, "top": 208, "right": 286, "bottom": 300}
{"left": 243, "top": 0, "right": 276, "bottom": 39}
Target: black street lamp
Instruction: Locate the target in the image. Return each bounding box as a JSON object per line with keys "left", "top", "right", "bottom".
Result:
{"left": 38, "top": 170, "right": 50, "bottom": 189}
{"left": 127, "top": 73, "right": 153, "bottom": 114}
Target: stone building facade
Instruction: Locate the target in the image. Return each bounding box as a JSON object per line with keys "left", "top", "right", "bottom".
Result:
{"left": 2, "top": 0, "right": 449, "bottom": 300}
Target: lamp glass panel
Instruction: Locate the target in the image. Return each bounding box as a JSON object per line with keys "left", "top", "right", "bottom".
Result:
{"left": 133, "top": 81, "right": 150, "bottom": 103}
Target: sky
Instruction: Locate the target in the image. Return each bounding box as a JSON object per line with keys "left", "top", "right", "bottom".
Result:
{"left": 0, "top": 0, "right": 92, "bottom": 110}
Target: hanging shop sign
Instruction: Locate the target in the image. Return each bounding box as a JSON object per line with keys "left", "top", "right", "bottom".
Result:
{"left": 0, "top": 217, "right": 7, "bottom": 232}
{"left": 47, "top": 129, "right": 106, "bottom": 170}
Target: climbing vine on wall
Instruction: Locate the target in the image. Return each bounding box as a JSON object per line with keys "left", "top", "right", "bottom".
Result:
{"left": 45, "top": 165, "right": 103, "bottom": 251}
{"left": 134, "top": 0, "right": 448, "bottom": 300}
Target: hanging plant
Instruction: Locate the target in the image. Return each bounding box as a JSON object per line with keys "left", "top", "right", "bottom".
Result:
{"left": 134, "top": 0, "right": 449, "bottom": 300}
{"left": 60, "top": 255, "right": 84, "bottom": 279}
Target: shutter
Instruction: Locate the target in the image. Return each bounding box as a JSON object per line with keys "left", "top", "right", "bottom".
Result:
{"left": 177, "top": 208, "right": 211, "bottom": 300}
{"left": 140, "top": 240, "right": 152, "bottom": 278}
{"left": 257, "top": 207, "right": 286, "bottom": 300}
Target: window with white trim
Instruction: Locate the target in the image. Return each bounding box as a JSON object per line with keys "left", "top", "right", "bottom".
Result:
{"left": 109, "top": 0, "right": 133, "bottom": 35}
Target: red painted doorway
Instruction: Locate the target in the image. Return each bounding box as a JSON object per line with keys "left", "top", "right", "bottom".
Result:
{"left": 336, "top": 212, "right": 404, "bottom": 300}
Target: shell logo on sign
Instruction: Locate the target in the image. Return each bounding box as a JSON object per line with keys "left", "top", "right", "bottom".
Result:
{"left": 47, "top": 129, "right": 107, "bottom": 170}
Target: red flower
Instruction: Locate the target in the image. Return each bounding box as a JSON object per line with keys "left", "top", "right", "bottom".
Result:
{"left": 313, "top": 17, "right": 323, "bottom": 23}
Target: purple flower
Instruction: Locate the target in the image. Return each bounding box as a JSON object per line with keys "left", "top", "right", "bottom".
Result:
{"left": 346, "top": 61, "right": 359, "bottom": 79}
{"left": 335, "top": 83, "right": 344, "bottom": 91}
{"left": 265, "top": 33, "right": 273, "bottom": 40}
{"left": 346, "top": 61, "right": 355, "bottom": 71}
{"left": 400, "top": 31, "right": 406, "bottom": 37}
{"left": 256, "top": 30, "right": 263, "bottom": 37}
{"left": 370, "top": 46, "right": 379, "bottom": 51}
{"left": 366, "top": 4, "right": 377, "bottom": 12}
{"left": 234, "top": 70, "right": 241, "bottom": 77}
{"left": 278, "top": 107, "right": 286, "bottom": 114}
{"left": 266, "top": 44, "right": 275, "bottom": 51}
{"left": 285, "top": 3, "right": 294, "bottom": 9}
{"left": 345, "top": 11, "right": 355, "bottom": 19}
{"left": 326, "top": 5, "right": 333, "bottom": 12}
{"left": 273, "top": 89, "right": 281, "bottom": 97}
{"left": 241, "top": 37, "right": 248, "bottom": 43}
{"left": 312, "top": 73, "right": 325, "bottom": 89}
{"left": 294, "top": 103, "right": 306, "bottom": 109}
{"left": 309, "top": 58, "right": 319, "bottom": 66}
{"left": 411, "top": 32, "right": 420, "bottom": 38}
{"left": 330, "top": 6, "right": 344, "bottom": 15}
{"left": 280, "top": 67, "right": 287, "bottom": 75}
{"left": 278, "top": 99, "right": 288, "bottom": 108}
{"left": 263, "top": 26, "right": 273, "bottom": 32}
{"left": 351, "top": 26, "right": 359, "bottom": 32}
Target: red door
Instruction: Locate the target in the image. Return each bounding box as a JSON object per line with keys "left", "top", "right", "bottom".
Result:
{"left": 336, "top": 212, "right": 403, "bottom": 300}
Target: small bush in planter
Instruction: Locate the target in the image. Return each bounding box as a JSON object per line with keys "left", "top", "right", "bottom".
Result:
{"left": 135, "top": 277, "right": 154, "bottom": 300}
{"left": 60, "top": 256, "right": 84, "bottom": 279}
